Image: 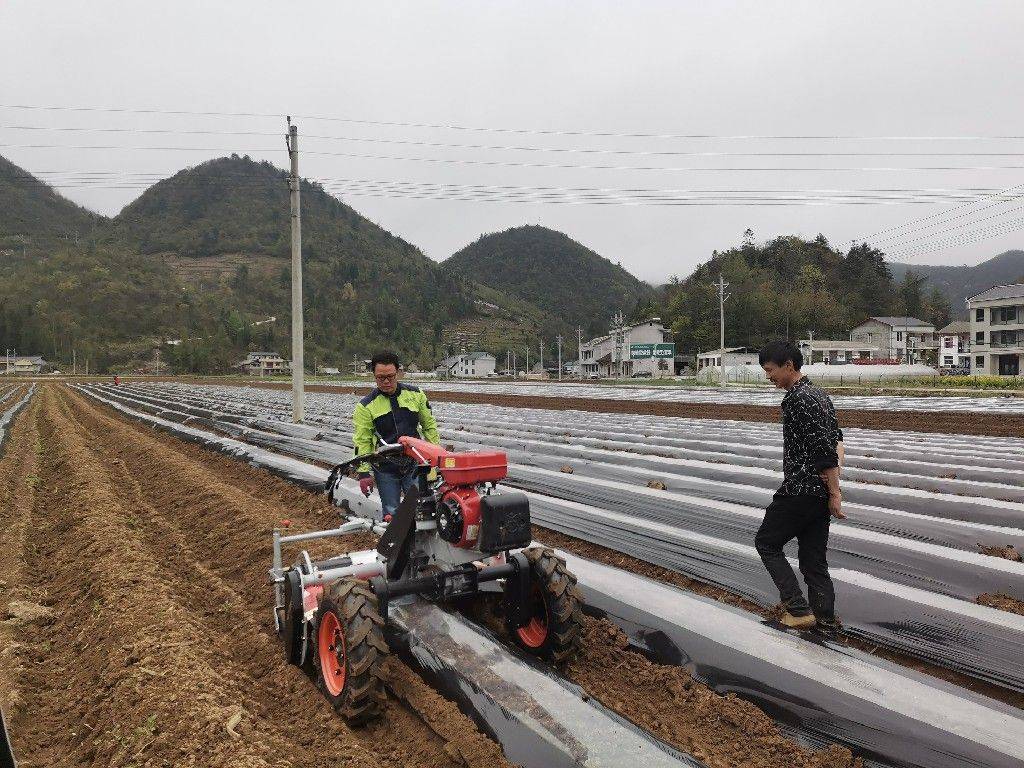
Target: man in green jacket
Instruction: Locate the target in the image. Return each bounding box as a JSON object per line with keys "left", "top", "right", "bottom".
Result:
{"left": 353, "top": 350, "right": 440, "bottom": 520}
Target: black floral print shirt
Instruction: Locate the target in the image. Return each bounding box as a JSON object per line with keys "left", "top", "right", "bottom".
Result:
{"left": 778, "top": 376, "right": 843, "bottom": 498}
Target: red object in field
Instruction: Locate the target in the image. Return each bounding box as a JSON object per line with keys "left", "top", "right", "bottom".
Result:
{"left": 439, "top": 485, "right": 483, "bottom": 547}
{"left": 398, "top": 436, "right": 507, "bottom": 485}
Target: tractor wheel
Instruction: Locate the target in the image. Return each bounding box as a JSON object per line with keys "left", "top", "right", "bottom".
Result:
{"left": 281, "top": 569, "right": 306, "bottom": 667}
{"left": 313, "top": 578, "right": 388, "bottom": 725}
{"left": 509, "top": 547, "right": 584, "bottom": 664}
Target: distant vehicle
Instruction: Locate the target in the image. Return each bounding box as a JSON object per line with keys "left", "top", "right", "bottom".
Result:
{"left": 939, "top": 366, "right": 970, "bottom": 377}
{"left": 588, "top": 373, "right": 601, "bottom": 380}
{"left": 631, "top": 371, "right": 653, "bottom": 378}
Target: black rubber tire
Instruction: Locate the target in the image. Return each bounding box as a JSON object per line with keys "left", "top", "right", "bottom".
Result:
{"left": 312, "top": 578, "right": 388, "bottom": 725}
{"left": 509, "top": 547, "right": 585, "bottom": 664}
{"left": 281, "top": 569, "right": 305, "bottom": 666}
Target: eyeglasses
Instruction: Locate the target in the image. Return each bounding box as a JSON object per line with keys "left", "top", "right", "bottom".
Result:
{"left": 374, "top": 373, "right": 398, "bottom": 382}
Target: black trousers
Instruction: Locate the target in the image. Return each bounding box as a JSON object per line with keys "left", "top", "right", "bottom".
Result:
{"left": 754, "top": 494, "right": 836, "bottom": 621}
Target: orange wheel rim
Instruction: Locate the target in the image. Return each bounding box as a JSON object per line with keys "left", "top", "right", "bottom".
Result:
{"left": 516, "top": 588, "right": 549, "bottom": 648}
{"left": 318, "top": 612, "right": 347, "bottom": 696}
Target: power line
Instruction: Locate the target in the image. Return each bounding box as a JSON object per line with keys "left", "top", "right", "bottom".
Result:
{"left": 10, "top": 142, "right": 1024, "bottom": 174}
{"left": 8, "top": 172, "right": 1024, "bottom": 207}
{"left": 6, "top": 124, "right": 1024, "bottom": 158}
{"left": 3, "top": 103, "right": 1024, "bottom": 141}
{"left": 859, "top": 180, "right": 1024, "bottom": 243}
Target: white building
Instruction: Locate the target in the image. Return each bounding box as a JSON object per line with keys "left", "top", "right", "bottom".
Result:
{"left": 798, "top": 340, "right": 879, "bottom": 365}
{"left": 936, "top": 321, "right": 972, "bottom": 370}
{"left": 695, "top": 347, "right": 759, "bottom": 371}
{"left": 967, "top": 283, "right": 1024, "bottom": 377}
{"left": 437, "top": 352, "right": 497, "bottom": 378}
{"left": 1, "top": 355, "right": 47, "bottom": 374}
{"left": 234, "top": 351, "right": 290, "bottom": 376}
{"left": 849, "top": 317, "right": 937, "bottom": 364}
{"left": 580, "top": 318, "right": 674, "bottom": 378}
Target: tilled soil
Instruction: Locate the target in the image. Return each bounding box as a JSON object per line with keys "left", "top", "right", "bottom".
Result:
{"left": 0, "top": 385, "right": 509, "bottom": 768}
{"left": 238, "top": 381, "right": 1024, "bottom": 438}
{"left": 978, "top": 592, "right": 1024, "bottom": 616}
{"left": 2, "top": 384, "right": 871, "bottom": 768}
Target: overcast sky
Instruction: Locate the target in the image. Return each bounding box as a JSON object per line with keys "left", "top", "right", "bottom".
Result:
{"left": 3, "top": 0, "right": 1023, "bottom": 282}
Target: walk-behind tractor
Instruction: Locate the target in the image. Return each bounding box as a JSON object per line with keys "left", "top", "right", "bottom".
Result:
{"left": 270, "top": 436, "right": 585, "bottom": 724}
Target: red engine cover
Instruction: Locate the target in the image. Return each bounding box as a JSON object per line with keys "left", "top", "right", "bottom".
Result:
{"left": 440, "top": 486, "right": 482, "bottom": 548}
{"left": 399, "top": 436, "right": 507, "bottom": 485}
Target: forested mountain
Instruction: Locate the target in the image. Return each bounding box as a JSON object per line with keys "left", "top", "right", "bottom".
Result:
{"left": 658, "top": 231, "right": 952, "bottom": 355}
{"left": 1, "top": 155, "right": 478, "bottom": 372}
{"left": 104, "top": 155, "right": 475, "bottom": 370}
{"left": 0, "top": 155, "right": 102, "bottom": 242}
{"left": 444, "top": 225, "right": 655, "bottom": 337}
{"left": 889, "top": 250, "right": 1024, "bottom": 310}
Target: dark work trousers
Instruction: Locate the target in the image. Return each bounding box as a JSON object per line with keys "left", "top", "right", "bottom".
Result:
{"left": 754, "top": 494, "right": 836, "bottom": 620}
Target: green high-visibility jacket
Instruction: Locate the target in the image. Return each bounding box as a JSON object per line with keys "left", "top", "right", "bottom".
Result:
{"left": 352, "top": 383, "right": 440, "bottom": 474}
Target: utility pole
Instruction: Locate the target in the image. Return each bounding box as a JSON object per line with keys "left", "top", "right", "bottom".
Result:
{"left": 72, "top": 348, "right": 77, "bottom": 377}
{"left": 576, "top": 326, "right": 583, "bottom": 379}
{"left": 716, "top": 275, "right": 730, "bottom": 389}
{"left": 808, "top": 329, "right": 815, "bottom": 365}
{"left": 287, "top": 118, "right": 305, "bottom": 423}
{"left": 511, "top": 351, "right": 517, "bottom": 377}
{"left": 557, "top": 334, "right": 563, "bottom": 381}
{"left": 525, "top": 346, "right": 530, "bottom": 375}
{"left": 539, "top": 339, "right": 544, "bottom": 374}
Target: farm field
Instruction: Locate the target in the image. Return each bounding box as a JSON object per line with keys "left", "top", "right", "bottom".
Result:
{"left": 2, "top": 381, "right": 1024, "bottom": 767}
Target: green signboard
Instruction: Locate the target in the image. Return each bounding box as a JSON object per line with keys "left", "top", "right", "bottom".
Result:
{"left": 630, "top": 343, "right": 675, "bottom": 359}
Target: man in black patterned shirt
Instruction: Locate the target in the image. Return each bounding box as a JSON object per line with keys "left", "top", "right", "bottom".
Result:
{"left": 755, "top": 340, "right": 844, "bottom": 635}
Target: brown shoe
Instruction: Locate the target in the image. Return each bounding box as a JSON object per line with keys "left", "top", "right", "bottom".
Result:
{"left": 780, "top": 611, "right": 817, "bottom": 629}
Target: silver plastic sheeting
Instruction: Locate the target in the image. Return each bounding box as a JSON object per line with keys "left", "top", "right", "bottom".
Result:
{"left": 389, "top": 599, "right": 701, "bottom": 768}
{"left": 0, "top": 385, "right": 35, "bottom": 452}
{"left": 77, "top": 383, "right": 1024, "bottom": 768}
{"left": 557, "top": 551, "right": 1024, "bottom": 768}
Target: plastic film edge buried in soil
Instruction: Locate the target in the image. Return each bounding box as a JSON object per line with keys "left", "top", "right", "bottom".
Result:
{"left": 72, "top": 383, "right": 1024, "bottom": 768}
{"left": 88, "top": 383, "right": 1024, "bottom": 691}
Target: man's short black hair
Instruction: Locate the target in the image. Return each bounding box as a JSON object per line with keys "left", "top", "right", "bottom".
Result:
{"left": 369, "top": 350, "right": 401, "bottom": 371}
{"left": 759, "top": 340, "right": 803, "bottom": 370}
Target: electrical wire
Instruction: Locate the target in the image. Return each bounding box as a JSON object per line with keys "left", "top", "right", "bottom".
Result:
{"left": 2, "top": 103, "right": 1024, "bottom": 141}
{"left": 7, "top": 171, "right": 1024, "bottom": 207}
{"left": 5, "top": 125, "right": 1024, "bottom": 158}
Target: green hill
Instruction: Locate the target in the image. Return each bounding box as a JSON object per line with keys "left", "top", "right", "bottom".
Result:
{"left": 1, "top": 155, "right": 483, "bottom": 372}
{"left": 0, "top": 155, "right": 102, "bottom": 243}
{"left": 889, "top": 250, "right": 1024, "bottom": 311}
{"left": 443, "top": 225, "right": 655, "bottom": 337}
{"left": 104, "top": 155, "right": 477, "bottom": 370}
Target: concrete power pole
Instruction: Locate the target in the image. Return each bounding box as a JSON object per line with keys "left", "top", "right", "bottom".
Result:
{"left": 576, "top": 326, "right": 583, "bottom": 379}
{"left": 525, "top": 346, "right": 530, "bottom": 376}
{"left": 717, "top": 275, "right": 730, "bottom": 389}
{"left": 287, "top": 118, "right": 305, "bottom": 423}
{"left": 557, "top": 334, "right": 563, "bottom": 381}
{"left": 539, "top": 339, "right": 543, "bottom": 374}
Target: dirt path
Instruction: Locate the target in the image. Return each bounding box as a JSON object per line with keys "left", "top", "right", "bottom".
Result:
{"left": 2, "top": 385, "right": 510, "bottom": 768}
{"left": 234, "top": 381, "right": 1024, "bottom": 438}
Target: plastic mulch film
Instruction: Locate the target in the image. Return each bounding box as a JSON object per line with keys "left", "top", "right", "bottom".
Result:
{"left": 87, "top": 384, "right": 1024, "bottom": 692}
{"left": 0, "top": 706, "right": 17, "bottom": 768}
{"left": 525, "top": 492, "right": 1024, "bottom": 693}
{"left": 0, "top": 385, "right": 35, "bottom": 453}
{"left": 78, "top": 384, "right": 1024, "bottom": 768}
{"left": 388, "top": 599, "right": 703, "bottom": 768}
{"left": 553, "top": 550, "right": 1024, "bottom": 768}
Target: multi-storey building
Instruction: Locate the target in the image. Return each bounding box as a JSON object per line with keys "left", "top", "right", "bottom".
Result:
{"left": 580, "top": 318, "right": 674, "bottom": 378}
{"left": 967, "top": 283, "right": 1024, "bottom": 376}
{"left": 936, "top": 321, "right": 972, "bottom": 371}
{"left": 849, "top": 317, "right": 937, "bottom": 364}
